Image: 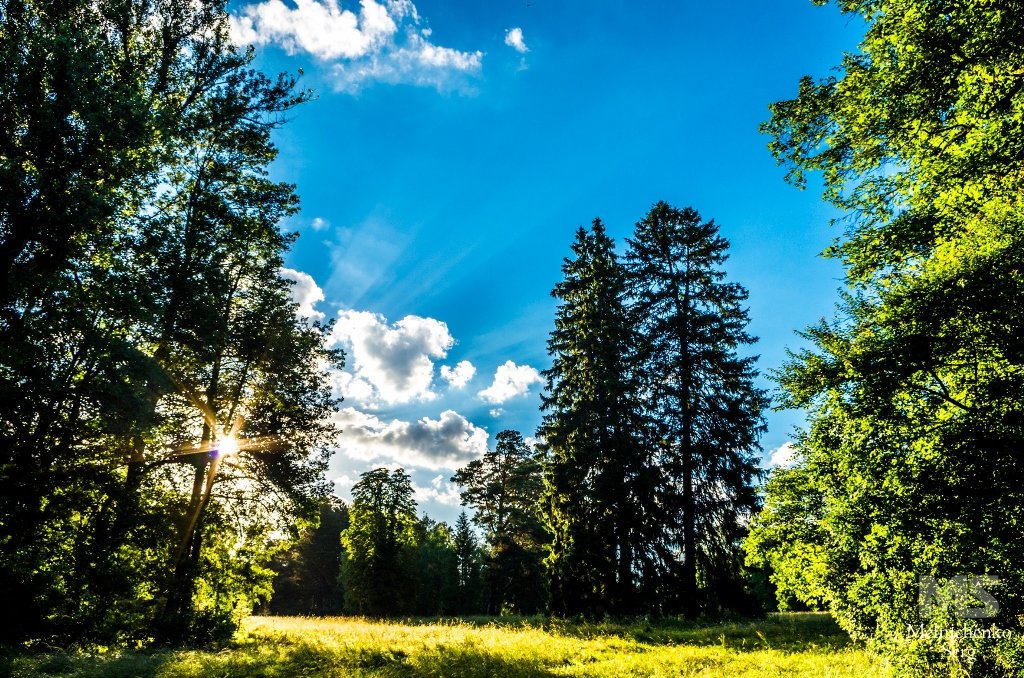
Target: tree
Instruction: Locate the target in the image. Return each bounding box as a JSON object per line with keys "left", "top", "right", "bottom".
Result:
{"left": 410, "top": 517, "right": 461, "bottom": 616}
{"left": 748, "top": 0, "right": 1024, "bottom": 673}
{"left": 452, "top": 429, "right": 547, "bottom": 613}
{"left": 625, "top": 202, "right": 766, "bottom": 616}
{"left": 452, "top": 511, "right": 485, "bottom": 614}
{"left": 264, "top": 498, "right": 348, "bottom": 616}
{"left": 538, "top": 220, "right": 660, "bottom": 617}
{"left": 340, "top": 468, "right": 418, "bottom": 616}
{"left": 0, "top": 0, "right": 339, "bottom": 644}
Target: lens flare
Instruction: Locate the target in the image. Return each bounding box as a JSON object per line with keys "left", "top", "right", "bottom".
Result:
{"left": 216, "top": 435, "right": 239, "bottom": 459}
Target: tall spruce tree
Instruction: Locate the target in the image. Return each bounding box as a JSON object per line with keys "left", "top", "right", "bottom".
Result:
{"left": 452, "top": 511, "right": 485, "bottom": 614}
{"left": 539, "top": 220, "right": 662, "bottom": 617}
{"left": 625, "top": 202, "right": 766, "bottom": 616}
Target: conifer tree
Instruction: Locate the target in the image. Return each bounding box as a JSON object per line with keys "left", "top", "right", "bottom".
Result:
{"left": 452, "top": 511, "right": 485, "bottom": 614}
{"left": 625, "top": 202, "right": 766, "bottom": 616}
{"left": 539, "top": 220, "right": 662, "bottom": 616}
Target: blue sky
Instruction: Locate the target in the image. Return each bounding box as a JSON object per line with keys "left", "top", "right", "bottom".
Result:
{"left": 229, "top": 0, "right": 865, "bottom": 523}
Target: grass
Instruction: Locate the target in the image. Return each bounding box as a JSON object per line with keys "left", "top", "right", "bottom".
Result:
{"left": 1, "top": 612, "right": 891, "bottom": 677}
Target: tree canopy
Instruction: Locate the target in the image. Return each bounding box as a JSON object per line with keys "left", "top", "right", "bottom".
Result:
{"left": 0, "top": 0, "right": 340, "bottom": 645}
{"left": 748, "top": 0, "right": 1024, "bottom": 673}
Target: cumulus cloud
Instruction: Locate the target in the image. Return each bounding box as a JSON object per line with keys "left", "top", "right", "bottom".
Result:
{"left": 230, "top": 0, "right": 483, "bottom": 93}
{"left": 310, "top": 216, "right": 329, "bottom": 231}
{"left": 767, "top": 442, "right": 797, "bottom": 469}
{"left": 478, "top": 360, "right": 542, "bottom": 404}
{"left": 333, "top": 407, "right": 488, "bottom": 470}
{"left": 413, "top": 474, "right": 462, "bottom": 506}
{"left": 329, "top": 310, "right": 453, "bottom": 406}
{"left": 504, "top": 27, "right": 528, "bottom": 53}
{"left": 440, "top": 360, "right": 476, "bottom": 389}
{"left": 280, "top": 267, "right": 325, "bottom": 320}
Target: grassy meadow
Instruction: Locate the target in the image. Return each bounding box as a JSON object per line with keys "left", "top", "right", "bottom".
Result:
{"left": 2, "top": 612, "right": 890, "bottom": 677}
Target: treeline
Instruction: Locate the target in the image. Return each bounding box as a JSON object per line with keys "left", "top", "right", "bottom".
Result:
{"left": 268, "top": 430, "right": 548, "bottom": 617}
{"left": 0, "top": 0, "right": 339, "bottom": 645}
{"left": 269, "top": 204, "right": 770, "bottom": 621}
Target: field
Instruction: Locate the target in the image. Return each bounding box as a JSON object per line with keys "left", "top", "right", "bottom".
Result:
{"left": 2, "top": 612, "right": 890, "bottom": 677}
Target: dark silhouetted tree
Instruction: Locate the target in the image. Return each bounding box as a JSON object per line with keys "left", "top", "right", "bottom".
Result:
{"left": 538, "top": 220, "right": 662, "bottom": 617}
{"left": 625, "top": 202, "right": 766, "bottom": 616}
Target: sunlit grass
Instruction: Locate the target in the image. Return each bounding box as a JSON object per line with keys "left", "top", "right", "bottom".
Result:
{"left": 2, "top": 612, "right": 890, "bottom": 677}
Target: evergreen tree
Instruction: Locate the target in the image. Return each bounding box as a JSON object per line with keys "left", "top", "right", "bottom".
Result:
{"left": 625, "top": 202, "right": 766, "bottom": 616}
{"left": 538, "top": 220, "right": 659, "bottom": 617}
{"left": 452, "top": 429, "right": 547, "bottom": 613}
{"left": 452, "top": 511, "right": 485, "bottom": 614}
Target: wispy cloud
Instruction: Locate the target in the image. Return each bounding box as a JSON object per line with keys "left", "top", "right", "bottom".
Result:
{"left": 504, "top": 27, "right": 528, "bottom": 54}
{"left": 230, "top": 0, "right": 483, "bottom": 93}
{"left": 478, "top": 360, "right": 542, "bottom": 404}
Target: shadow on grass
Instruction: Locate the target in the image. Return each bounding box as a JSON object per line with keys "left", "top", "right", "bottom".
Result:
{"left": 0, "top": 648, "right": 171, "bottom": 678}
{"left": 557, "top": 610, "right": 851, "bottom": 655}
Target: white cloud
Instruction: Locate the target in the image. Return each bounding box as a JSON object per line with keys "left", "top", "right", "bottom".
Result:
{"left": 230, "top": 0, "right": 483, "bottom": 93}
{"left": 413, "top": 474, "right": 462, "bottom": 506}
{"left": 333, "top": 407, "right": 488, "bottom": 470}
{"left": 311, "top": 216, "right": 329, "bottom": 231}
{"left": 280, "top": 267, "right": 325, "bottom": 320}
{"left": 440, "top": 360, "right": 476, "bottom": 389}
{"left": 329, "top": 310, "right": 453, "bottom": 406}
{"left": 504, "top": 27, "right": 528, "bottom": 53}
{"left": 478, "top": 360, "right": 542, "bottom": 404}
{"left": 767, "top": 442, "right": 797, "bottom": 469}
{"left": 332, "top": 473, "right": 357, "bottom": 501}
{"left": 489, "top": 408, "right": 504, "bottom": 418}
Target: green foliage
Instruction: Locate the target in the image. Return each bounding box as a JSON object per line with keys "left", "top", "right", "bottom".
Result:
{"left": 453, "top": 511, "right": 486, "bottom": 614}
{"left": 263, "top": 498, "right": 348, "bottom": 616}
{"left": 625, "top": 202, "right": 767, "bottom": 617}
{"left": 0, "top": 0, "right": 339, "bottom": 646}
{"left": 540, "top": 220, "right": 657, "bottom": 617}
{"left": 340, "top": 468, "right": 419, "bottom": 616}
{"left": 410, "top": 517, "right": 461, "bottom": 616}
{"left": 749, "top": 0, "right": 1024, "bottom": 674}
{"left": 540, "top": 211, "right": 767, "bottom": 618}
{"left": 452, "top": 429, "right": 547, "bottom": 614}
